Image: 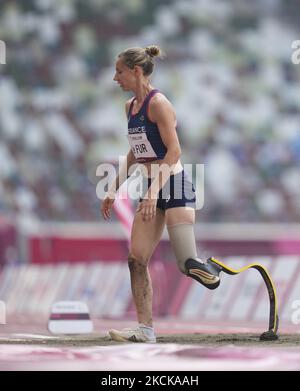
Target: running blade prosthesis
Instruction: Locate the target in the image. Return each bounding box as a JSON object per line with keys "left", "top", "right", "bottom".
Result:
{"left": 206, "top": 257, "right": 279, "bottom": 341}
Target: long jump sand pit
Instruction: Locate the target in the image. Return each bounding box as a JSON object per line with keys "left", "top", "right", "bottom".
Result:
{"left": 0, "top": 319, "right": 299, "bottom": 370}
{"left": 0, "top": 332, "right": 299, "bottom": 347}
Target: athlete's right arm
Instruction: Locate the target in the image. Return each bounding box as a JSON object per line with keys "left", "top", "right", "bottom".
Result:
{"left": 101, "top": 100, "right": 136, "bottom": 220}
{"left": 101, "top": 149, "right": 136, "bottom": 220}
{"left": 106, "top": 98, "right": 136, "bottom": 195}
{"left": 107, "top": 148, "right": 136, "bottom": 196}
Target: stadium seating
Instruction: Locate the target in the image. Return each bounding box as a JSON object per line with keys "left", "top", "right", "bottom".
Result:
{"left": 0, "top": 0, "right": 299, "bottom": 223}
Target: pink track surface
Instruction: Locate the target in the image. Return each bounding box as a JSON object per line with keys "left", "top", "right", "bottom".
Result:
{"left": 0, "top": 318, "right": 299, "bottom": 371}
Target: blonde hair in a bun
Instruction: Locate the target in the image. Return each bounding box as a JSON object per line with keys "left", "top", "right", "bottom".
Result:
{"left": 145, "top": 45, "right": 161, "bottom": 58}
{"left": 118, "top": 45, "right": 164, "bottom": 76}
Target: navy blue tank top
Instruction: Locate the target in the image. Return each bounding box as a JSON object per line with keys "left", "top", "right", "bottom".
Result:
{"left": 127, "top": 89, "right": 167, "bottom": 163}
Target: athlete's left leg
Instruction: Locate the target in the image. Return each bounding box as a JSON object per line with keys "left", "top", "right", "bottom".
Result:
{"left": 165, "top": 207, "right": 221, "bottom": 289}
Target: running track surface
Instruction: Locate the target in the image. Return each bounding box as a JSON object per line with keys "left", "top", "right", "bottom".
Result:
{"left": 0, "top": 318, "right": 299, "bottom": 371}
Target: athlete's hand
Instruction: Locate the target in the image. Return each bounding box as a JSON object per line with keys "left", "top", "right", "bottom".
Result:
{"left": 101, "top": 194, "right": 115, "bottom": 220}
{"left": 137, "top": 197, "right": 157, "bottom": 222}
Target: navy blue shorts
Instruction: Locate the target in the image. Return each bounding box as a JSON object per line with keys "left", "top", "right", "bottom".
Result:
{"left": 140, "top": 170, "right": 196, "bottom": 211}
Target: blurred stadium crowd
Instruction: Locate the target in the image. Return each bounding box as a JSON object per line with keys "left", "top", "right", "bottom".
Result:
{"left": 0, "top": 0, "right": 299, "bottom": 223}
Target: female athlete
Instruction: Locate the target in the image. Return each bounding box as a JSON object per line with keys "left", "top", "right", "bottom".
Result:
{"left": 101, "top": 45, "right": 220, "bottom": 343}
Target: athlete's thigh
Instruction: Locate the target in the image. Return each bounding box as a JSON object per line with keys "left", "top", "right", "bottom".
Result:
{"left": 165, "top": 206, "right": 195, "bottom": 226}
{"left": 130, "top": 206, "right": 166, "bottom": 262}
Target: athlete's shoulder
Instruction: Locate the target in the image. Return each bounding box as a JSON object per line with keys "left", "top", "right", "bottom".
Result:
{"left": 151, "top": 91, "right": 171, "bottom": 106}
{"left": 149, "top": 91, "right": 175, "bottom": 118}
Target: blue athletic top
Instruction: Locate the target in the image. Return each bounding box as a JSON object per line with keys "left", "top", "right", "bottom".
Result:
{"left": 127, "top": 89, "right": 167, "bottom": 163}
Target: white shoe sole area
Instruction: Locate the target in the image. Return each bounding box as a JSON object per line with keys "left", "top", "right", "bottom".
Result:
{"left": 108, "top": 330, "right": 156, "bottom": 343}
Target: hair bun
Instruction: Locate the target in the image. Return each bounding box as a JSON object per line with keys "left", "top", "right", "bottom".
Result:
{"left": 145, "top": 45, "right": 161, "bottom": 58}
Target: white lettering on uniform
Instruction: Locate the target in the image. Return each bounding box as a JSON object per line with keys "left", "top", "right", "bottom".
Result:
{"left": 128, "top": 126, "right": 146, "bottom": 134}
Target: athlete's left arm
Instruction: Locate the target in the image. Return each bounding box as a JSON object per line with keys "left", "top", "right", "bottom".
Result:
{"left": 145, "top": 95, "right": 181, "bottom": 198}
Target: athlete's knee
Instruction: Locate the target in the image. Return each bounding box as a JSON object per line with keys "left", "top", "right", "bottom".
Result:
{"left": 167, "top": 223, "right": 197, "bottom": 273}
{"left": 128, "top": 253, "right": 149, "bottom": 273}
